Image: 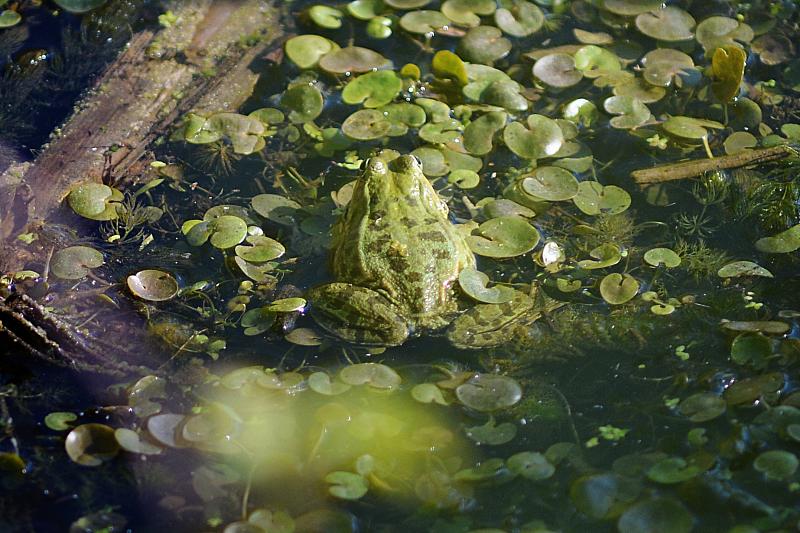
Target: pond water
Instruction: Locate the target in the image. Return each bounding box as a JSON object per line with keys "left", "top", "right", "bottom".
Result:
{"left": 1, "top": 0, "right": 800, "bottom": 532}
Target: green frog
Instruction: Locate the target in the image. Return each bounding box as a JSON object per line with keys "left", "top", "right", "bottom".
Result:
{"left": 307, "top": 150, "right": 560, "bottom": 348}
{"left": 307, "top": 150, "right": 476, "bottom": 346}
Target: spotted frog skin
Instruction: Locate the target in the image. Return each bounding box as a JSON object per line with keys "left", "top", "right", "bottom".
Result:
{"left": 307, "top": 151, "right": 476, "bottom": 346}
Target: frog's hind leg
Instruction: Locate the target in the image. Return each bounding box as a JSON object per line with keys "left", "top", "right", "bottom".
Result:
{"left": 306, "top": 283, "right": 409, "bottom": 346}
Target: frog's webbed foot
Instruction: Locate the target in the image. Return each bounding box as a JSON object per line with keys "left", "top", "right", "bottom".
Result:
{"left": 307, "top": 283, "right": 409, "bottom": 346}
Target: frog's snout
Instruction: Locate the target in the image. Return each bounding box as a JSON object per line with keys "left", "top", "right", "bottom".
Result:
{"left": 390, "top": 154, "right": 422, "bottom": 173}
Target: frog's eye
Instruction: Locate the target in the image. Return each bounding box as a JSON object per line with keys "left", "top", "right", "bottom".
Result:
{"left": 411, "top": 155, "right": 422, "bottom": 166}
{"left": 360, "top": 158, "right": 370, "bottom": 170}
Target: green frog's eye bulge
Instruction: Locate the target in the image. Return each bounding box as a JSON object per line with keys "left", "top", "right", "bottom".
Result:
{"left": 367, "top": 158, "right": 387, "bottom": 174}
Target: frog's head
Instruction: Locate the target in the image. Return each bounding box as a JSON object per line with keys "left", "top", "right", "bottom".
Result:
{"left": 362, "top": 150, "right": 428, "bottom": 195}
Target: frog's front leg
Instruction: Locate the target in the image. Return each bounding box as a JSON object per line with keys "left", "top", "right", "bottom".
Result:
{"left": 307, "top": 283, "right": 409, "bottom": 346}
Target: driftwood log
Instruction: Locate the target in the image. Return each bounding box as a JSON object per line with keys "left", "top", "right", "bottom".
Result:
{"left": 0, "top": 0, "right": 285, "bottom": 374}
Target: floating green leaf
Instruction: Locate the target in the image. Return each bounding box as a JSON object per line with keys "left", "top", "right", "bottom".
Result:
{"left": 522, "top": 167, "right": 579, "bottom": 201}
{"left": 617, "top": 498, "right": 693, "bottom": 533}
{"left": 641, "top": 49, "right": 695, "bottom": 87}
{"left": 411, "top": 383, "right": 449, "bottom": 405}
{"left": 366, "top": 16, "right": 393, "bottom": 39}
{"left": 754, "top": 450, "right": 799, "bottom": 481}
{"left": 325, "top": 471, "right": 368, "bottom": 500}
{"left": 65, "top": 423, "right": 119, "bottom": 466}
{"left": 458, "top": 267, "right": 516, "bottom": 304}
{"left": 184, "top": 215, "right": 248, "bottom": 249}
{"left": 127, "top": 270, "right": 179, "bottom": 302}
{"left": 267, "top": 297, "right": 306, "bottom": 313}
{"left": 718, "top": 261, "right": 773, "bottom": 278}
{"left": 458, "top": 26, "right": 512, "bottom": 65}
{"left": 342, "top": 70, "right": 402, "bottom": 108}
{"left": 308, "top": 5, "right": 343, "bottom": 29}
{"left": 695, "top": 16, "right": 753, "bottom": 52}
{"left": 51, "top": 246, "right": 104, "bottom": 280}
{"left": 533, "top": 53, "right": 582, "bottom": 88}
{"left": 399, "top": 10, "right": 450, "bottom": 34}
{"left": 441, "top": 0, "right": 495, "bottom": 27}
{"left": 45, "top": 412, "right": 78, "bottom": 431}
{"left": 308, "top": 372, "right": 351, "bottom": 395}
{"left": 635, "top": 7, "right": 695, "bottom": 42}
{"left": 602, "top": 0, "right": 662, "bottom": 16}
{"left": 68, "top": 183, "right": 123, "bottom": 221}
{"left": 755, "top": 224, "right": 800, "bottom": 253}
{"left": 730, "top": 333, "right": 772, "bottom": 367}
{"left": 251, "top": 194, "right": 301, "bottom": 225}
{"left": 494, "top": 0, "right": 544, "bottom": 37}
{"left": 281, "top": 84, "right": 324, "bottom": 124}
{"left": 646, "top": 457, "right": 701, "bottom": 484}
{"left": 53, "top": 0, "right": 106, "bottom": 13}
{"left": 604, "top": 96, "right": 651, "bottom": 129}
{"left": 466, "top": 417, "right": 517, "bottom": 445}
{"left": 599, "top": 273, "right": 639, "bottom": 305}
{"left": 574, "top": 45, "right": 621, "bottom": 78}
{"left": 240, "top": 307, "right": 276, "bottom": 336}
{"left": 463, "top": 111, "right": 507, "bottom": 155}
{"left": 0, "top": 9, "right": 21, "bottom": 27}
{"left": 339, "top": 363, "right": 401, "bottom": 389}
{"left": 455, "top": 374, "right": 522, "bottom": 411}
{"left": 466, "top": 216, "right": 541, "bottom": 258}
{"left": 432, "top": 50, "right": 468, "bottom": 86}
{"left": 507, "top": 451, "right": 555, "bottom": 480}
{"left": 342, "top": 109, "right": 392, "bottom": 140}
{"left": 504, "top": 115, "right": 564, "bottom": 159}
{"left": 644, "top": 248, "right": 681, "bottom": 268}
{"left": 319, "top": 46, "right": 390, "bottom": 73}
{"left": 679, "top": 393, "right": 726, "bottom": 422}
{"left": 578, "top": 243, "right": 621, "bottom": 270}
{"left": 572, "top": 182, "right": 631, "bottom": 215}
{"left": 662, "top": 116, "right": 724, "bottom": 140}
{"left": 285, "top": 35, "right": 337, "bottom": 69}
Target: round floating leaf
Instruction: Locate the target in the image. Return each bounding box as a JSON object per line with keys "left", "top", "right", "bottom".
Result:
{"left": 602, "top": 0, "right": 662, "bottom": 16}
{"left": 342, "top": 109, "right": 392, "bottom": 140}
{"left": 45, "top": 412, "right": 78, "bottom": 431}
{"left": 604, "top": 95, "right": 651, "bottom": 129}
{"left": 504, "top": 115, "right": 564, "bottom": 159}
{"left": 752, "top": 34, "right": 794, "bottom": 66}
{"left": 285, "top": 328, "right": 324, "bottom": 346}
{"left": 448, "top": 169, "right": 480, "bottom": 188}
{"left": 418, "top": 119, "right": 462, "bottom": 144}
{"left": 711, "top": 45, "right": 746, "bottom": 103}
{"left": 570, "top": 473, "right": 623, "bottom": 519}
{"left": 147, "top": 414, "right": 186, "bottom": 448}
{"left": 642, "top": 49, "right": 695, "bottom": 87}
{"left": 268, "top": 297, "right": 306, "bottom": 313}
{"left": 574, "top": 45, "right": 621, "bottom": 78}
{"left": 453, "top": 457, "right": 508, "bottom": 482}
{"left": 204, "top": 113, "right": 266, "bottom": 154}
{"left": 723, "top": 131, "right": 757, "bottom": 154}
{"left": 458, "top": 26, "right": 512, "bottom": 65}
{"left": 635, "top": 7, "right": 695, "bottom": 42}
{"left": 464, "top": 111, "right": 507, "bottom": 155}
{"left": 577, "top": 243, "right": 621, "bottom": 269}
{"left": 718, "top": 261, "right": 773, "bottom": 278}
{"left": 65, "top": 423, "right": 119, "bottom": 466}
{"left": 0, "top": 10, "right": 22, "bottom": 28}
{"left": 755, "top": 224, "right": 800, "bottom": 253}
{"left": 308, "top": 372, "right": 351, "bottom": 395}
{"left": 533, "top": 54, "right": 582, "bottom": 88}
{"left": 325, "top": 471, "right": 368, "bottom": 500}
{"left": 342, "top": 70, "right": 402, "bottom": 108}
{"left": 412, "top": 146, "right": 448, "bottom": 176}
{"left": 68, "top": 183, "right": 123, "bottom": 221}
{"left": 385, "top": 0, "right": 430, "bottom": 7}
{"left": 721, "top": 320, "right": 790, "bottom": 334}
{"left": 731, "top": 333, "right": 772, "bottom": 367}
{"left": 251, "top": 194, "right": 301, "bottom": 226}
{"left": 662, "top": 116, "right": 723, "bottom": 140}
{"left": 240, "top": 307, "right": 275, "bottom": 336}
{"left": 411, "top": 383, "right": 449, "bottom": 405}
{"left": 643, "top": 248, "right": 681, "bottom": 268}
{"left": 308, "top": 5, "right": 343, "bottom": 29}
{"left": 432, "top": 50, "right": 468, "bottom": 86}
{"left": 695, "top": 16, "right": 754, "bottom": 52}
{"left": 466, "top": 216, "right": 541, "bottom": 258}
{"left": 646, "top": 457, "right": 701, "bottom": 484}
{"left": 480, "top": 80, "right": 528, "bottom": 112}
{"left": 495, "top": 0, "right": 544, "bottom": 37}
{"left": 600, "top": 273, "right": 639, "bottom": 305}
{"left": 381, "top": 102, "right": 426, "bottom": 136}
{"left": 466, "top": 417, "right": 517, "bottom": 445}
{"left": 754, "top": 450, "right": 799, "bottom": 481}
{"left": 724, "top": 373, "right": 785, "bottom": 406}
{"left": 53, "top": 0, "right": 107, "bottom": 13}
{"left": 507, "top": 451, "right": 555, "bottom": 480}
{"left": 366, "top": 16, "right": 393, "bottom": 39}
{"left": 51, "top": 246, "right": 104, "bottom": 280}
{"left": 399, "top": 10, "right": 450, "bottom": 34}
{"left": 458, "top": 267, "right": 515, "bottom": 304}
{"left": 285, "top": 35, "right": 337, "bottom": 69}
{"left": 114, "top": 428, "right": 163, "bottom": 455}
{"left": 339, "top": 363, "right": 401, "bottom": 389}
{"left": 235, "top": 235, "right": 285, "bottom": 263}
{"left": 185, "top": 215, "right": 248, "bottom": 249}
{"left": 441, "top": 0, "right": 495, "bottom": 28}
{"left": 618, "top": 498, "right": 693, "bottom": 533}
{"left": 613, "top": 77, "right": 666, "bottom": 103}
{"left": 679, "top": 393, "right": 726, "bottom": 422}
{"left": 455, "top": 374, "right": 522, "bottom": 411}
{"left": 127, "top": 269, "right": 179, "bottom": 301}
{"left": 319, "top": 46, "right": 390, "bottom": 73}
{"left": 572, "top": 182, "right": 630, "bottom": 215}
{"left": 522, "top": 167, "right": 579, "bottom": 201}
{"left": 281, "top": 84, "right": 324, "bottom": 123}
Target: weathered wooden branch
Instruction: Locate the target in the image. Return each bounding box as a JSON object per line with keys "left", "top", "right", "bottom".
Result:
{"left": 0, "top": 0, "right": 285, "bottom": 375}
{"left": 630, "top": 145, "right": 796, "bottom": 186}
